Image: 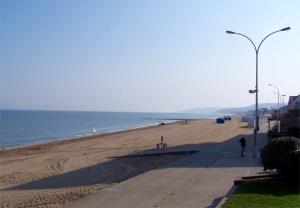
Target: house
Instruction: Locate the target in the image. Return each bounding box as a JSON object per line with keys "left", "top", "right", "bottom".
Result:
{"left": 288, "top": 95, "right": 300, "bottom": 110}
{"left": 280, "top": 94, "right": 300, "bottom": 137}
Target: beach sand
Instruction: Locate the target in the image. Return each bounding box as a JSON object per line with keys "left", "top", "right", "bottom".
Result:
{"left": 0, "top": 117, "right": 252, "bottom": 208}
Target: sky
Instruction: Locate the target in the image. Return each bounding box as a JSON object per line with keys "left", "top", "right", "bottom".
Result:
{"left": 1, "top": 0, "right": 300, "bottom": 112}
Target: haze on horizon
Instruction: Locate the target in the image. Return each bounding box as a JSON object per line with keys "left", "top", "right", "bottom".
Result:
{"left": 1, "top": 0, "right": 300, "bottom": 113}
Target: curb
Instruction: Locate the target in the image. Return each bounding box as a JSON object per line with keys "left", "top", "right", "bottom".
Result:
{"left": 215, "top": 185, "right": 237, "bottom": 208}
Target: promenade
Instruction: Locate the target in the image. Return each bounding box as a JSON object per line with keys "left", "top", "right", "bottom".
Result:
{"left": 65, "top": 132, "right": 268, "bottom": 208}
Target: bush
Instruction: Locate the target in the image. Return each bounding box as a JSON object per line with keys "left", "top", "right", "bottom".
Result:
{"left": 261, "top": 137, "right": 300, "bottom": 181}
{"left": 287, "top": 127, "right": 300, "bottom": 138}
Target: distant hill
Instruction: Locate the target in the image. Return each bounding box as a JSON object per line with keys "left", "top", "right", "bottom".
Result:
{"left": 217, "top": 103, "right": 277, "bottom": 114}
{"left": 180, "top": 103, "right": 277, "bottom": 115}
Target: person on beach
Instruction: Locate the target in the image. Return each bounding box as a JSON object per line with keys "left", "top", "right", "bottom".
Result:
{"left": 239, "top": 137, "right": 246, "bottom": 157}
{"left": 92, "top": 127, "right": 96, "bottom": 135}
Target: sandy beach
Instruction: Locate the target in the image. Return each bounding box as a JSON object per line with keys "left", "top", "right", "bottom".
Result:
{"left": 0, "top": 117, "right": 253, "bottom": 208}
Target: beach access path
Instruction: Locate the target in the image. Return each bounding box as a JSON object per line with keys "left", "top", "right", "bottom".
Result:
{"left": 65, "top": 131, "right": 268, "bottom": 208}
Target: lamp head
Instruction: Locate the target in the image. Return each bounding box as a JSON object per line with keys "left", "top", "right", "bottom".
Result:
{"left": 280, "top": 27, "right": 291, "bottom": 31}
{"left": 226, "top": 30, "right": 235, "bottom": 34}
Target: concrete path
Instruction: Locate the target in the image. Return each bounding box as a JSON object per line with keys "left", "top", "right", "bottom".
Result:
{"left": 65, "top": 133, "right": 268, "bottom": 208}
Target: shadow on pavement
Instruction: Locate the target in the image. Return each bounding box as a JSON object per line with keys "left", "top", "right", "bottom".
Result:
{"left": 7, "top": 132, "right": 267, "bottom": 190}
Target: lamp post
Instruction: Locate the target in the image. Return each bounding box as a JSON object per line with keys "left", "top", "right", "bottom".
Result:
{"left": 269, "top": 84, "right": 281, "bottom": 132}
{"left": 281, "top": 94, "right": 287, "bottom": 113}
{"left": 282, "top": 94, "right": 286, "bottom": 107}
{"left": 226, "top": 27, "right": 290, "bottom": 158}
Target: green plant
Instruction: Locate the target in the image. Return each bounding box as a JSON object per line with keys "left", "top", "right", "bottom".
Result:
{"left": 261, "top": 137, "right": 300, "bottom": 181}
{"left": 223, "top": 179, "right": 300, "bottom": 208}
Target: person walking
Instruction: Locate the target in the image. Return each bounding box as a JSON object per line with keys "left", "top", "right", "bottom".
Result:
{"left": 239, "top": 137, "right": 246, "bottom": 157}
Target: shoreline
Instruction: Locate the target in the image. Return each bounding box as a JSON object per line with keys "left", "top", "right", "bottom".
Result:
{"left": 1, "top": 109, "right": 224, "bottom": 150}
{"left": 0, "top": 116, "right": 252, "bottom": 208}
{"left": 1, "top": 119, "right": 202, "bottom": 154}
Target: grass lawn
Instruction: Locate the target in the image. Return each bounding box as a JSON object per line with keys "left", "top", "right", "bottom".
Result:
{"left": 223, "top": 179, "right": 300, "bottom": 208}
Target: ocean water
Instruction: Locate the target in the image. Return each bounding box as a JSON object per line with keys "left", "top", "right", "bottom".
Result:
{"left": 0, "top": 110, "right": 221, "bottom": 148}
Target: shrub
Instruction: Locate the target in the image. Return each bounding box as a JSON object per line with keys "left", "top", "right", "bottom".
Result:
{"left": 261, "top": 137, "right": 300, "bottom": 181}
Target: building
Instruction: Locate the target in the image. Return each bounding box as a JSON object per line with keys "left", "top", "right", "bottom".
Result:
{"left": 288, "top": 95, "right": 300, "bottom": 110}
{"left": 280, "top": 94, "right": 300, "bottom": 137}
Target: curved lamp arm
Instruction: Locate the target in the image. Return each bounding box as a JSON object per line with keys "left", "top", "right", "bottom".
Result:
{"left": 257, "top": 28, "right": 288, "bottom": 52}
{"left": 269, "top": 83, "right": 279, "bottom": 94}
{"left": 226, "top": 31, "right": 257, "bottom": 52}
{"left": 226, "top": 27, "right": 291, "bottom": 53}
{"left": 269, "top": 84, "right": 281, "bottom": 106}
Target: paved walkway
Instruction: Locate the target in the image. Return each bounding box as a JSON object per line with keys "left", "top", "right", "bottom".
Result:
{"left": 65, "top": 133, "right": 268, "bottom": 208}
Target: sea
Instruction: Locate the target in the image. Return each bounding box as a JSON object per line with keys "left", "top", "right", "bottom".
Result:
{"left": 0, "top": 110, "right": 222, "bottom": 148}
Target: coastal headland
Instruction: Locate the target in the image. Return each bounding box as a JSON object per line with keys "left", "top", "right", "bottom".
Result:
{"left": 0, "top": 117, "right": 253, "bottom": 207}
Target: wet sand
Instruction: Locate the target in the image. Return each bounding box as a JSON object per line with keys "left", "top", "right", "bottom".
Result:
{"left": 0, "top": 117, "right": 252, "bottom": 208}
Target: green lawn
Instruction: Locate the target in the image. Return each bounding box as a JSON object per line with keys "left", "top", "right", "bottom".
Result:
{"left": 223, "top": 179, "right": 300, "bottom": 208}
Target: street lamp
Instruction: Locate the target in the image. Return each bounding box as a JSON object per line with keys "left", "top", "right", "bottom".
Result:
{"left": 269, "top": 83, "right": 280, "bottom": 132}
{"left": 282, "top": 94, "right": 286, "bottom": 107}
{"left": 226, "top": 27, "right": 290, "bottom": 158}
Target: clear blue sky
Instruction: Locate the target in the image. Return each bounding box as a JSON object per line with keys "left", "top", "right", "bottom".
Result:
{"left": 1, "top": 0, "right": 299, "bottom": 112}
